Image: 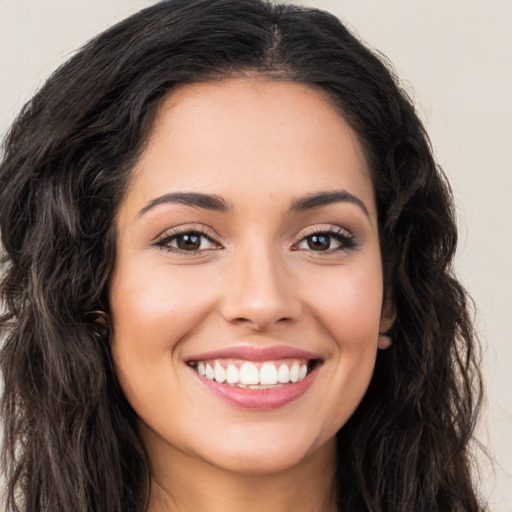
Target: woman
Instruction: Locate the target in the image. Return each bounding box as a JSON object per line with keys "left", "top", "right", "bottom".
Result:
{"left": 0, "top": 0, "right": 484, "bottom": 510}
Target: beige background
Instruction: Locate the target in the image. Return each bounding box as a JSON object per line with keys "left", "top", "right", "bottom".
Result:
{"left": 1, "top": 1, "right": 511, "bottom": 510}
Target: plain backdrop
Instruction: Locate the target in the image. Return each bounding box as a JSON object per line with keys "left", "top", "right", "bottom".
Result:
{"left": 1, "top": 1, "right": 511, "bottom": 510}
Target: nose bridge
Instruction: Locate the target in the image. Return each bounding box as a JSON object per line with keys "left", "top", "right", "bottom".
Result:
{"left": 221, "top": 238, "right": 300, "bottom": 330}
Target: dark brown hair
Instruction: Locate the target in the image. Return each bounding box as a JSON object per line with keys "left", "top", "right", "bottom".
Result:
{"left": 0, "top": 0, "right": 484, "bottom": 510}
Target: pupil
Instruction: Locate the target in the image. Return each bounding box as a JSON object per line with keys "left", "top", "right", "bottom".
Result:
{"left": 177, "top": 234, "right": 201, "bottom": 250}
{"left": 308, "top": 234, "right": 330, "bottom": 250}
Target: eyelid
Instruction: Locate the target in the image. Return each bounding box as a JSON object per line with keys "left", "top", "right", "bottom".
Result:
{"left": 297, "top": 224, "right": 353, "bottom": 240}
{"left": 152, "top": 224, "right": 223, "bottom": 252}
{"left": 292, "top": 225, "right": 357, "bottom": 252}
{"left": 151, "top": 224, "right": 215, "bottom": 242}
{"left": 150, "top": 223, "right": 357, "bottom": 254}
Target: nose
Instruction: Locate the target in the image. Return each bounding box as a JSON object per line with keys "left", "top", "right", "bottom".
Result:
{"left": 220, "top": 244, "right": 302, "bottom": 331}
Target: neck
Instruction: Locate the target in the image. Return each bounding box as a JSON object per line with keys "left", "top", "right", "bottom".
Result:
{"left": 144, "top": 431, "right": 338, "bottom": 512}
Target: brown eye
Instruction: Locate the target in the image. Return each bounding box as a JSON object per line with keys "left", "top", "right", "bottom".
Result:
{"left": 176, "top": 233, "right": 202, "bottom": 251}
{"left": 307, "top": 234, "right": 331, "bottom": 251}
{"left": 155, "top": 230, "right": 219, "bottom": 252}
{"left": 294, "top": 228, "right": 355, "bottom": 253}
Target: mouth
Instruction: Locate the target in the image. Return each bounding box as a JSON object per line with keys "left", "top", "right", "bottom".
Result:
{"left": 187, "top": 358, "right": 320, "bottom": 389}
{"left": 186, "top": 346, "right": 322, "bottom": 410}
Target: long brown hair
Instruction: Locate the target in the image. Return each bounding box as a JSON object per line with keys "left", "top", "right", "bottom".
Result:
{"left": 1, "top": 1, "right": 484, "bottom": 510}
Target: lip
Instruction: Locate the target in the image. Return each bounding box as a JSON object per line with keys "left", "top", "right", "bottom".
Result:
{"left": 186, "top": 344, "right": 321, "bottom": 363}
{"left": 192, "top": 364, "right": 319, "bottom": 410}
{"left": 186, "top": 345, "right": 322, "bottom": 410}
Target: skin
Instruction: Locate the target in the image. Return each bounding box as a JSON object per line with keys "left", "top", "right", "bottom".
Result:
{"left": 110, "top": 78, "right": 394, "bottom": 512}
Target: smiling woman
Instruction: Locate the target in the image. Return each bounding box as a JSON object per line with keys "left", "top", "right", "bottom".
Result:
{"left": 0, "top": 1, "right": 484, "bottom": 511}
{"left": 110, "top": 80, "right": 391, "bottom": 492}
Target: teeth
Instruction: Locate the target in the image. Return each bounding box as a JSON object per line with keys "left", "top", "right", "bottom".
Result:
{"left": 193, "top": 358, "right": 314, "bottom": 387}
{"left": 277, "top": 363, "right": 290, "bottom": 383}
{"left": 214, "top": 361, "right": 226, "bottom": 383}
{"left": 226, "top": 364, "right": 239, "bottom": 384}
{"left": 290, "top": 362, "right": 300, "bottom": 383}
{"left": 205, "top": 363, "right": 215, "bottom": 380}
{"left": 239, "top": 362, "right": 259, "bottom": 385}
{"left": 260, "top": 362, "right": 278, "bottom": 385}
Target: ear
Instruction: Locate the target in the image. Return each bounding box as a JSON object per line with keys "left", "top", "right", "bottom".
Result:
{"left": 86, "top": 310, "right": 110, "bottom": 338}
{"left": 378, "top": 299, "right": 396, "bottom": 350}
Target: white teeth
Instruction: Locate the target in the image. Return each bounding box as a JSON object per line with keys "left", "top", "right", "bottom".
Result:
{"left": 226, "top": 364, "right": 239, "bottom": 384}
{"left": 260, "top": 362, "right": 278, "bottom": 385}
{"left": 239, "top": 362, "right": 259, "bottom": 385}
{"left": 194, "top": 359, "right": 314, "bottom": 386}
{"left": 277, "top": 363, "right": 290, "bottom": 383}
{"left": 205, "top": 363, "right": 214, "bottom": 380}
{"left": 214, "top": 361, "right": 226, "bottom": 383}
{"left": 290, "top": 362, "right": 300, "bottom": 383}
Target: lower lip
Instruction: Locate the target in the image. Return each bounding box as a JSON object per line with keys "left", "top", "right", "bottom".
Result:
{"left": 193, "top": 366, "right": 319, "bottom": 410}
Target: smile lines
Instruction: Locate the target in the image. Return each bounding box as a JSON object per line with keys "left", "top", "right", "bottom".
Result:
{"left": 190, "top": 359, "right": 315, "bottom": 388}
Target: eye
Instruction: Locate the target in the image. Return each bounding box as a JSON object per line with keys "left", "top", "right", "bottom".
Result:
{"left": 153, "top": 229, "right": 221, "bottom": 253}
{"left": 294, "top": 228, "right": 355, "bottom": 252}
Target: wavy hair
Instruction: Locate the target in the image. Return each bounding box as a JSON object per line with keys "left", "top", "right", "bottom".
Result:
{"left": 0, "top": 0, "right": 483, "bottom": 510}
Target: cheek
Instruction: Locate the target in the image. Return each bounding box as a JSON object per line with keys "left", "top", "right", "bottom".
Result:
{"left": 108, "top": 260, "right": 219, "bottom": 404}
{"left": 110, "top": 258, "right": 217, "bottom": 349}
{"left": 109, "top": 260, "right": 218, "bottom": 414}
{"left": 304, "top": 259, "right": 384, "bottom": 347}
{"left": 299, "top": 260, "right": 383, "bottom": 426}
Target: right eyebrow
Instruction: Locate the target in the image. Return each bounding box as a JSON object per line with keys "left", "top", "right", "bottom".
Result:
{"left": 137, "top": 192, "right": 230, "bottom": 217}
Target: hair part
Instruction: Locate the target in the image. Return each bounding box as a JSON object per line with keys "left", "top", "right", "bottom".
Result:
{"left": 1, "top": 0, "right": 484, "bottom": 510}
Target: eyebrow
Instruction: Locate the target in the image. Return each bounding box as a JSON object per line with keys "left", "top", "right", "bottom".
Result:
{"left": 137, "top": 189, "right": 370, "bottom": 221}
{"left": 138, "top": 192, "right": 230, "bottom": 217}
{"left": 289, "top": 190, "right": 370, "bottom": 220}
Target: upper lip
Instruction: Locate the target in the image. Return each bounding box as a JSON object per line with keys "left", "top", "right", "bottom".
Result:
{"left": 186, "top": 345, "right": 321, "bottom": 362}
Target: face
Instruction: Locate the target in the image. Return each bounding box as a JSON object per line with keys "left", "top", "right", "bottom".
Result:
{"left": 110, "top": 78, "right": 393, "bottom": 476}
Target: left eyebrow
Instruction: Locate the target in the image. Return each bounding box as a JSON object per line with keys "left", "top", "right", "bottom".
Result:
{"left": 137, "top": 192, "right": 230, "bottom": 217}
{"left": 289, "top": 190, "right": 371, "bottom": 221}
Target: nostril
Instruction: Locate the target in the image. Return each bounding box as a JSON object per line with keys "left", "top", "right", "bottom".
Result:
{"left": 232, "top": 317, "right": 250, "bottom": 323}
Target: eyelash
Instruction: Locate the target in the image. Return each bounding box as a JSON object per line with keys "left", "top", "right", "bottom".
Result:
{"left": 292, "top": 226, "right": 357, "bottom": 253}
{"left": 153, "top": 227, "right": 221, "bottom": 254}
{"left": 153, "top": 226, "right": 357, "bottom": 254}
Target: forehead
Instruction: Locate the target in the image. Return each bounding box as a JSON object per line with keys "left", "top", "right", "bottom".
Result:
{"left": 123, "top": 78, "right": 375, "bottom": 219}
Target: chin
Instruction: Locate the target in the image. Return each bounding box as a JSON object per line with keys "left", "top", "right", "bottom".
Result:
{"left": 216, "top": 449, "right": 303, "bottom": 475}
{"left": 195, "top": 426, "right": 336, "bottom": 476}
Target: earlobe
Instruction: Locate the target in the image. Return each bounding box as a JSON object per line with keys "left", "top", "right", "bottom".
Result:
{"left": 377, "top": 333, "right": 393, "bottom": 349}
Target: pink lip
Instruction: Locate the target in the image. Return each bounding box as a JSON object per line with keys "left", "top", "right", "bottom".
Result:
{"left": 187, "top": 345, "right": 321, "bottom": 362}
{"left": 193, "top": 365, "right": 319, "bottom": 410}
{"left": 186, "top": 345, "right": 322, "bottom": 410}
